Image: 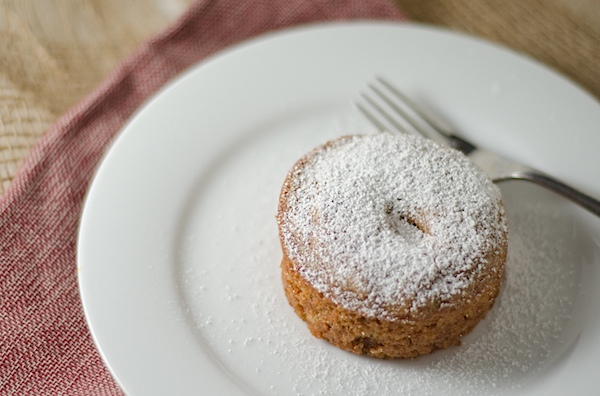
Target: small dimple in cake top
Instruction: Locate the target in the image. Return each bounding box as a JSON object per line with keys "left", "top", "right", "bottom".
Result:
{"left": 278, "top": 133, "right": 507, "bottom": 320}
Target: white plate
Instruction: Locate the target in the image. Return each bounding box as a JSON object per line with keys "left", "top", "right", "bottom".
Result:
{"left": 78, "top": 22, "right": 600, "bottom": 395}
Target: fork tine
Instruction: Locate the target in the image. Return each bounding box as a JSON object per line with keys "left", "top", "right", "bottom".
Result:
{"left": 366, "top": 78, "right": 450, "bottom": 146}
{"left": 358, "top": 76, "right": 481, "bottom": 157}
{"left": 375, "top": 77, "right": 453, "bottom": 138}
{"left": 355, "top": 102, "right": 387, "bottom": 133}
{"left": 358, "top": 77, "right": 478, "bottom": 154}
{"left": 375, "top": 77, "right": 478, "bottom": 154}
{"left": 356, "top": 87, "right": 417, "bottom": 137}
{"left": 360, "top": 92, "right": 417, "bottom": 136}
{"left": 368, "top": 83, "right": 426, "bottom": 136}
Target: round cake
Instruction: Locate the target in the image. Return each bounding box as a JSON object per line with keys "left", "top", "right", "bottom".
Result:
{"left": 276, "top": 133, "right": 508, "bottom": 359}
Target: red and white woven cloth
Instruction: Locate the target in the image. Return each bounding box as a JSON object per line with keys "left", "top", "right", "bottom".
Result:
{"left": 0, "top": 0, "right": 404, "bottom": 394}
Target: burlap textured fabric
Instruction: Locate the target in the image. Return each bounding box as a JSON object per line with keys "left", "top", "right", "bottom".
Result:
{"left": 0, "top": 1, "right": 195, "bottom": 193}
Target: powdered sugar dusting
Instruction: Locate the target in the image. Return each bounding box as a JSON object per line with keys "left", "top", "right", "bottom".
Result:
{"left": 278, "top": 133, "right": 507, "bottom": 319}
{"left": 176, "top": 113, "right": 593, "bottom": 394}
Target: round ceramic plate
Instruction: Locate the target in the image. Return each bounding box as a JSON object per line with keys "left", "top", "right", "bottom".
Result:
{"left": 78, "top": 22, "right": 600, "bottom": 395}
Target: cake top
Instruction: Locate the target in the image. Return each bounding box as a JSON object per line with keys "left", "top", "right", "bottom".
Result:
{"left": 277, "top": 133, "right": 507, "bottom": 320}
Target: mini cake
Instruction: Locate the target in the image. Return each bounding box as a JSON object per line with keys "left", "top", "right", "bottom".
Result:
{"left": 277, "top": 133, "right": 508, "bottom": 359}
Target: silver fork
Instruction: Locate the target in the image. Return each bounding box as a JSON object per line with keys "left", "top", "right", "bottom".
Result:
{"left": 356, "top": 77, "right": 600, "bottom": 218}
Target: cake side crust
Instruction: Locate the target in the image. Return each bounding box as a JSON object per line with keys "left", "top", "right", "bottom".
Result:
{"left": 280, "top": 241, "right": 506, "bottom": 359}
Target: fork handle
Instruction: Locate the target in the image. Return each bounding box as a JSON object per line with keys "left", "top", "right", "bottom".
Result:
{"left": 502, "top": 171, "right": 600, "bottom": 217}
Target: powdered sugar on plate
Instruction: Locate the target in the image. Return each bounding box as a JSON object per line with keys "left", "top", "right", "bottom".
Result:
{"left": 277, "top": 133, "right": 507, "bottom": 319}
{"left": 176, "top": 110, "right": 594, "bottom": 395}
